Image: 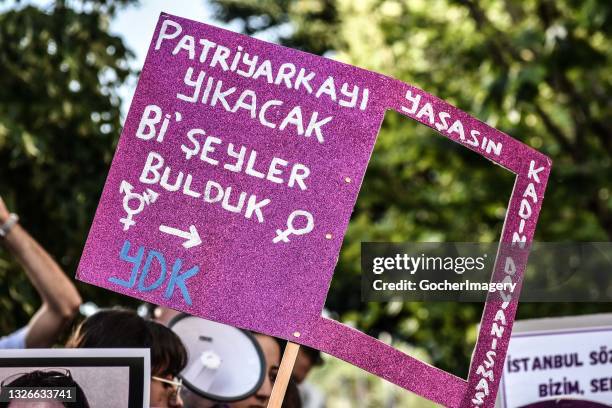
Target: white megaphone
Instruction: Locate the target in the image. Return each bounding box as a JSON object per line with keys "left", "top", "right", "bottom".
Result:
{"left": 168, "top": 314, "right": 265, "bottom": 405}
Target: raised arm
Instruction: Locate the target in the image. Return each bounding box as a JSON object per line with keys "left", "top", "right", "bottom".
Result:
{"left": 0, "top": 196, "right": 82, "bottom": 347}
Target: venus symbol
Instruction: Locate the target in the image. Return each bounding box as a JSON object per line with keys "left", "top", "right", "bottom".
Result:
{"left": 273, "top": 210, "right": 315, "bottom": 243}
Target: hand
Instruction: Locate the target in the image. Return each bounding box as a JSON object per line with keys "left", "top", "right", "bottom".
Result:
{"left": 0, "top": 196, "right": 10, "bottom": 224}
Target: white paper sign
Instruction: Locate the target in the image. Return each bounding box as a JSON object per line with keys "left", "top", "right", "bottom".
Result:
{"left": 0, "top": 348, "right": 150, "bottom": 407}
{"left": 500, "top": 324, "right": 612, "bottom": 407}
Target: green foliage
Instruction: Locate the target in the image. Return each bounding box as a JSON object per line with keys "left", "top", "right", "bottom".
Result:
{"left": 211, "top": 0, "right": 612, "bottom": 377}
{"left": 0, "top": 0, "right": 138, "bottom": 334}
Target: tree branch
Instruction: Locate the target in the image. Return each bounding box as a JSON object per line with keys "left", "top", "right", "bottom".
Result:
{"left": 533, "top": 103, "right": 575, "bottom": 156}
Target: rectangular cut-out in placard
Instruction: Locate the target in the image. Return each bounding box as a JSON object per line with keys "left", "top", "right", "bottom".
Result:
{"left": 77, "top": 13, "right": 551, "bottom": 407}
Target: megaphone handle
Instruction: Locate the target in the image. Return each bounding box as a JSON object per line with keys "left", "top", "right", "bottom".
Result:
{"left": 267, "top": 341, "right": 300, "bottom": 408}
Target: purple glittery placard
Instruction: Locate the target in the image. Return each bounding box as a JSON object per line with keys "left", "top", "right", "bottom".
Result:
{"left": 77, "top": 13, "right": 551, "bottom": 407}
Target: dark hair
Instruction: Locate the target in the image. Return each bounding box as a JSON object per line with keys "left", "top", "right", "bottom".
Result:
{"left": 0, "top": 370, "right": 90, "bottom": 408}
{"left": 145, "top": 320, "right": 188, "bottom": 377}
{"left": 301, "top": 346, "right": 323, "bottom": 367}
{"left": 66, "top": 309, "right": 150, "bottom": 349}
{"left": 66, "top": 308, "right": 188, "bottom": 377}
{"left": 268, "top": 339, "right": 322, "bottom": 367}
{"left": 282, "top": 379, "right": 302, "bottom": 408}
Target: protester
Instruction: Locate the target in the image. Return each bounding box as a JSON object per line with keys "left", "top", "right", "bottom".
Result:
{"left": 150, "top": 306, "right": 301, "bottom": 408}
{"left": 292, "top": 347, "right": 322, "bottom": 384}
{"left": 224, "top": 333, "right": 280, "bottom": 408}
{"left": 177, "top": 330, "right": 282, "bottom": 408}
{"left": 292, "top": 347, "right": 325, "bottom": 408}
{"left": 66, "top": 308, "right": 188, "bottom": 408}
{"left": 0, "top": 196, "right": 82, "bottom": 348}
{"left": 0, "top": 369, "right": 90, "bottom": 408}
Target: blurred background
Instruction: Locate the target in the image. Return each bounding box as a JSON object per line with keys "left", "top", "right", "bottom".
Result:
{"left": 0, "top": 0, "right": 610, "bottom": 406}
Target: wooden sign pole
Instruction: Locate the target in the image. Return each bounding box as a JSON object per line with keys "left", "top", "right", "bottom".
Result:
{"left": 267, "top": 342, "right": 300, "bottom": 408}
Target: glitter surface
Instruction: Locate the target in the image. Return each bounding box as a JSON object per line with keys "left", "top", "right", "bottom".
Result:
{"left": 76, "top": 13, "right": 551, "bottom": 408}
